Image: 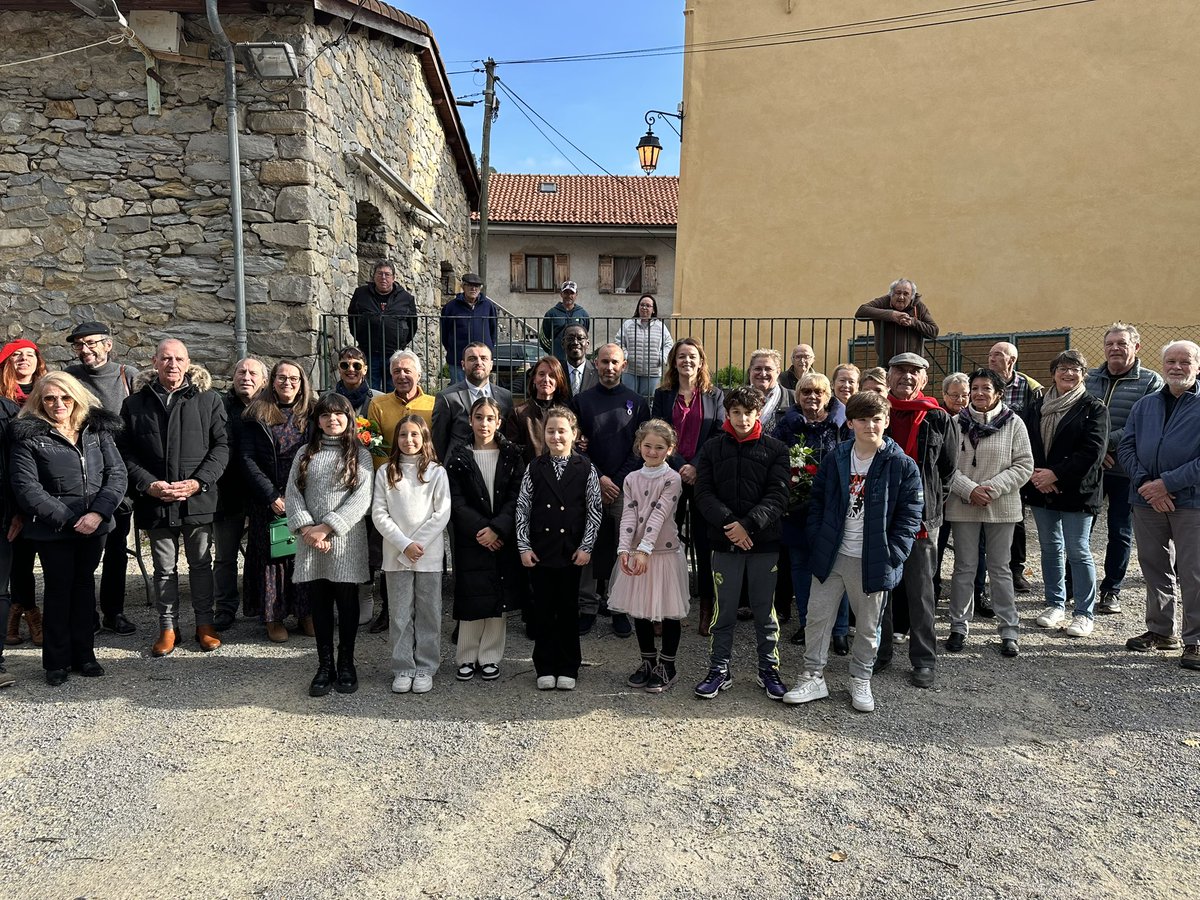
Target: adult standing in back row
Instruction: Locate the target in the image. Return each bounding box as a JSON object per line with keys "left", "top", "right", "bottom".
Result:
{"left": 440, "top": 273, "right": 499, "bottom": 385}
{"left": 541, "top": 281, "right": 591, "bottom": 367}
{"left": 348, "top": 260, "right": 418, "bottom": 392}
{"left": 855, "top": 278, "right": 939, "bottom": 367}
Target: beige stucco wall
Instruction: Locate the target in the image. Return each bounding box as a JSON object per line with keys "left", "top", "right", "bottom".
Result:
{"left": 677, "top": 0, "right": 1200, "bottom": 335}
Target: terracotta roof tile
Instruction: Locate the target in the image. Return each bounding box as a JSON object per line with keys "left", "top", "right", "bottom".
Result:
{"left": 481, "top": 174, "right": 678, "bottom": 226}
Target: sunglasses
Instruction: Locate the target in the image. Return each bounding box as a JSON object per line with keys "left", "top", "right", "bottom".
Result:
{"left": 42, "top": 394, "right": 75, "bottom": 406}
{"left": 339, "top": 360, "right": 365, "bottom": 372}
{"left": 798, "top": 388, "right": 826, "bottom": 396}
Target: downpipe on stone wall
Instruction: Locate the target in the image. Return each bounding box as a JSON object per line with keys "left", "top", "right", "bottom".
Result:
{"left": 205, "top": 0, "right": 248, "bottom": 361}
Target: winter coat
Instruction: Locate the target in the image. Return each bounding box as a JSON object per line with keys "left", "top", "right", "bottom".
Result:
{"left": 347, "top": 282, "right": 418, "bottom": 359}
{"left": 946, "top": 404, "right": 1033, "bottom": 523}
{"left": 506, "top": 397, "right": 563, "bottom": 464}
{"left": 539, "top": 301, "right": 591, "bottom": 364}
{"left": 0, "top": 396, "right": 18, "bottom": 525}
{"left": 886, "top": 403, "right": 959, "bottom": 532}
{"left": 694, "top": 428, "right": 790, "bottom": 554}
{"left": 216, "top": 389, "right": 253, "bottom": 518}
{"left": 616, "top": 317, "right": 674, "bottom": 377}
{"left": 1085, "top": 359, "right": 1165, "bottom": 477}
{"left": 440, "top": 293, "right": 499, "bottom": 362}
{"left": 445, "top": 438, "right": 524, "bottom": 619}
{"left": 854, "top": 294, "right": 940, "bottom": 365}
{"left": 119, "top": 366, "right": 229, "bottom": 529}
{"left": 651, "top": 386, "right": 726, "bottom": 469}
{"left": 372, "top": 459, "right": 451, "bottom": 572}
{"left": 1021, "top": 392, "right": 1109, "bottom": 514}
{"left": 8, "top": 408, "right": 128, "bottom": 542}
{"left": 806, "top": 437, "right": 924, "bottom": 593}
{"left": 772, "top": 405, "right": 845, "bottom": 543}
{"left": 238, "top": 407, "right": 315, "bottom": 507}
{"left": 1117, "top": 382, "right": 1200, "bottom": 510}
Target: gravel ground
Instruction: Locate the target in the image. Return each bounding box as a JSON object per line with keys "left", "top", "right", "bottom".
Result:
{"left": 0, "top": 518, "right": 1197, "bottom": 900}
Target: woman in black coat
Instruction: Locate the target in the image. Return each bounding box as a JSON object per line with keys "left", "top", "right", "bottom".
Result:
{"left": 240, "top": 359, "right": 316, "bottom": 641}
{"left": 445, "top": 397, "right": 524, "bottom": 681}
{"left": 1021, "top": 350, "right": 1109, "bottom": 636}
{"left": 8, "top": 373, "right": 127, "bottom": 686}
{"left": 651, "top": 338, "right": 725, "bottom": 634}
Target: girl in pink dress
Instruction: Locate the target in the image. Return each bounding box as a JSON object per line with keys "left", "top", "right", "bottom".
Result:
{"left": 608, "top": 419, "right": 691, "bottom": 693}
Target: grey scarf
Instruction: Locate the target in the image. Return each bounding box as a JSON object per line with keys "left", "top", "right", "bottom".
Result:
{"left": 1039, "top": 382, "right": 1087, "bottom": 453}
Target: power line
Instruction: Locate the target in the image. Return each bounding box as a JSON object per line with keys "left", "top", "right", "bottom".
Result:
{"left": 0, "top": 32, "right": 126, "bottom": 70}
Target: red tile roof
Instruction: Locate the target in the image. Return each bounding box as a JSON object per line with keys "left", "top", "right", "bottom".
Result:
{"left": 481, "top": 174, "right": 678, "bottom": 226}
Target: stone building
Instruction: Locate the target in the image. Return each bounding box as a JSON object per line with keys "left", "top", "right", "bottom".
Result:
{"left": 0, "top": 1, "right": 478, "bottom": 379}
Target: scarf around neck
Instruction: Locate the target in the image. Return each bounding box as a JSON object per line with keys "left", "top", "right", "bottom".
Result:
{"left": 888, "top": 393, "right": 940, "bottom": 458}
{"left": 335, "top": 380, "right": 371, "bottom": 411}
{"left": 1039, "top": 382, "right": 1087, "bottom": 453}
{"left": 958, "top": 402, "right": 1014, "bottom": 466}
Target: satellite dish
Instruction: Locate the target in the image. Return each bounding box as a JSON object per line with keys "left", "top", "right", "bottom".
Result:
{"left": 67, "top": 0, "right": 128, "bottom": 27}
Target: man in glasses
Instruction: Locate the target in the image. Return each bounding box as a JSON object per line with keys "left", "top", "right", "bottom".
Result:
{"left": 562, "top": 324, "right": 598, "bottom": 398}
{"left": 64, "top": 321, "right": 140, "bottom": 636}
{"left": 348, "top": 260, "right": 419, "bottom": 391}
{"left": 120, "top": 338, "right": 229, "bottom": 657}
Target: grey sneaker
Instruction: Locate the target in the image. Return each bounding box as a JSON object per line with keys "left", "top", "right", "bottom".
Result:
{"left": 849, "top": 676, "right": 875, "bottom": 712}
{"left": 1096, "top": 591, "right": 1122, "bottom": 615}
{"left": 1126, "top": 631, "right": 1182, "bottom": 652}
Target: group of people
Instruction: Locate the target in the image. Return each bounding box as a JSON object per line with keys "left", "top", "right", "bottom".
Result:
{"left": 2, "top": 288, "right": 1196, "bottom": 711}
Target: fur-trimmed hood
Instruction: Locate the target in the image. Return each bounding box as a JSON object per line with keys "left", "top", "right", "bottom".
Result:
{"left": 131, "top": 364, "right": 213, "bottom": 393}
{"left": 9, "top": 406, "right": 124, "bottom": 441}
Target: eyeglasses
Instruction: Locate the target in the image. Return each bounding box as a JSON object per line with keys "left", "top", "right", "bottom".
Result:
{"left": 42, "top": 394, "right": 74, "bottom": 406}
{"left": 339, "top": 361, "right": 365, "bottom": 372}
{"left": 563, "top": 334, "right": 589, "bottom": 343}
{"left": 798, "top": 388, "right": 826, "bottom": 396}
{"left": 71, "top": 338, "right": 107, "bottom": 350}
{"left": 275, "top": 375, "right": 301, "bottom": 385}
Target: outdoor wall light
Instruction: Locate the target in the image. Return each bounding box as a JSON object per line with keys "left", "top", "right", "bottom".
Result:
{"left": 240, "top": 42, "right": 299, "bottom": 79}
{"left": 636, "top": 109, "right": 683, "bottom": 175}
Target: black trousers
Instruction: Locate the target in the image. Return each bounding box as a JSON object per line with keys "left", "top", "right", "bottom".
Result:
{"left": 98, "top": 506, "right": 132, "bottom": 617}
{"left": 308, "top": 579, "right": 358, "bottom": 656}
{"left": 530, "top": 565, "right": 583, "bottom": 678}
{"left": 36, "top": 535, "right": 104, "bottom": 671}
{"left": 11, "top": 536, "right": 36, "bottom": 610}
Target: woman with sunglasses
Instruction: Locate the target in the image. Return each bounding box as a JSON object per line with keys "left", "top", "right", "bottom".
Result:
{"left": 240, "top": 360, "right": 317, "bottom": 642}
{"left": 9, "top": 373, "right": 126, "bottom": 686}
{"left": 1, "top": 339, "right": 48, "bottom": 648}
{"left": 331, "top": 346, "right": 382, "bottom": 417}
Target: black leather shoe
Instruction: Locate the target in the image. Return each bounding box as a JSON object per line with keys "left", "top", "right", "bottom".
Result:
{"left": 335, "top": 658, "right": 358, "bottom": 694}
{"left": 102, "top": 613, "right": 137, "bottom": 635}
{"left": 947, "top": 632, "right": 966, "bottom": 653}
{"left": 578, "top": 613, "right": 596, "bottom": 636}
{"left": 789, "top": 628, "right": 806, "bottom": 646}
{"left": 831, "top": 634, "right": 850, "bottom": 656}
{"left": 75, "top": 661, "right": 105, "bottom": 677}
{"left": 213, "top": 610, "right": 236, "bottom": 631}
{"left": 873, "top": 655, "right": 892, "bottom": 674}
{"left": 911, "top": 666, "right": 935, "bottom": 688}
{"left": 46, "top": 669, "right": 69, "bottom": 686}
{"left": 1001, "top": 638, "right": 1020, "bottom": 657}
{"left": 1012, "top": 571, "right": 1033, "bottom": 593}
{"left": 611, "top": 614, "right": 633, "bottom": 638}
{"left": 974, "top": 592, "right": 995, "bottom": 619}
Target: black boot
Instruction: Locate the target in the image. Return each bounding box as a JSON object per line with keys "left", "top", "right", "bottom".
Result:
{"left": 335, "top": 644, "right": 358, "bottom": 694}
{"left": 368, "top": 595, "right": 389, "bottom": 634}
{"left": 310, "top": 644, "right": 335, "bottom": 697}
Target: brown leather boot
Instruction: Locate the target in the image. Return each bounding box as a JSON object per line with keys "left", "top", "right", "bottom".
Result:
{"left": 698, "top": 598, "right": 713, "bottom": 637}
{"left": 195, "top": 624, "right": 222, "bottom": 652}
{"left": 299, "top": 615, "right": 315, "bottom": 638}
{"left": 5, "top": 606, "right": 23, "bottom": 645}
{"left": 24, "top": 606, "right": 43, "bottom": 647}
{"left": 151, "top": 628, "right": 179, "bottom": 657}
{"left": 266, "top": 621, "right": 288, "bottom": 643}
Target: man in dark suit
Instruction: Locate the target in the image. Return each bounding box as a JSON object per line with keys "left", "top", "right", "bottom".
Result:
{"left": 432, "top": 341, "right": 514, "bottom": 462}
{"left": 563, "top": 324, "right": 599, "bottom": 398}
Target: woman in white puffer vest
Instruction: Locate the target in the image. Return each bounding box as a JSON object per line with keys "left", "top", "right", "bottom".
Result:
{"left": 617, "top": 294, "right": 674, "bottom": 398}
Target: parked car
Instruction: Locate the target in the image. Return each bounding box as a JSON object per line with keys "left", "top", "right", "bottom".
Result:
{"left": 492, "top": 340, "right": 542, "bottom": 396}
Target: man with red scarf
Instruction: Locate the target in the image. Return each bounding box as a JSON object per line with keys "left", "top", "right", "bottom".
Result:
{"left": 875, "top": 352, "right": 959, "bottom": 687}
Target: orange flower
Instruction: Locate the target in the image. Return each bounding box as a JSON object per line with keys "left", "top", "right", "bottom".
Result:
{"left": 358, "top": 431, "right": 371, "bottom": 445}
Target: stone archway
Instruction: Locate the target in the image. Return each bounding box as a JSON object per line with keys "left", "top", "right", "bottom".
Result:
{"left": 355, "top": 200, "right": 392, "bottom": 281}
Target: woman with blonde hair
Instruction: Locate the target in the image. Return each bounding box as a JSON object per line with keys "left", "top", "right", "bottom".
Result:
{"left": 8, "top": 373, "right": 126, "bottom": 685}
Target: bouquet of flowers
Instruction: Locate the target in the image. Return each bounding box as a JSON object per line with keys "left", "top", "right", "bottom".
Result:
{"left": 788, "top": 443, "right": 819, "bottom": 510}
{"left": 355, "top": 417, "right": 387, "bottom": 458}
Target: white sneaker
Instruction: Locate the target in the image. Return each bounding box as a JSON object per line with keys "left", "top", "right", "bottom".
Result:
{"left": 1036, "top": 607, "right": 1066, "bottom": 628}
{"left": 391, "top": 675, "right": 413, "bottom": 694}
{"left": 782, "top": 672, "right": 829, "bottom": 705}
{"left": 536, "top": 675, "right": 556, "bottom": 690}
{"left": 1066, "top": 615, "right": 1094, "bottom": 637}
{"left": 556, "top": 676, "right": 576, "bottom": 691}
{"left": 412, "top": 674, "right": 433, "bottom": 694}
{"left": 849, "top": 677, "right": 875, "bottom": 713}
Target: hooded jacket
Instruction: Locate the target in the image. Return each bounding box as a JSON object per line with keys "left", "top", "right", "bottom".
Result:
{"left": 8, "top": 407, "right": 127, "bottom": 541}
{"left": 119, "top": 365, "right": 229, "bottom": 529}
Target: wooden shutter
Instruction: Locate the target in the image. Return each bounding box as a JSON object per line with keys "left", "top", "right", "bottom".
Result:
{"left": 509, "top": 253, "right": 524, "bottom": 292}
{"left": 642, "top": 255, "right": 658, "bottom": 294}
{"left": 554, "top": 254, "right": 570, "bottom": 289}
{"left": 598, "top": 255, "right": 614, "bottom": 294}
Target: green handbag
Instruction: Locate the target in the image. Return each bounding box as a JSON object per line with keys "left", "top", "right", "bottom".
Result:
{"left": 269, "top": 516, "right": 297, "bottom": 559}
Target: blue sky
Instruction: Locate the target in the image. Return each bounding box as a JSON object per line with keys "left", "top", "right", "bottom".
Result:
{"left": 401, "top": 0, "right": 685, "bottom": 177}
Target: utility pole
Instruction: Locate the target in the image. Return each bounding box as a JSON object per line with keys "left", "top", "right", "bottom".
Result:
{"left": 477, "top": 57, "right": 496, "bottom": 287}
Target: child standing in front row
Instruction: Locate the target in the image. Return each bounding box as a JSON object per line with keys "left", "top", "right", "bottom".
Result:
{"left": 516, "top": 406, "right": 602, "bottom": 691}
{"left": 373, "top": 414, "right": 450, "bottom": 695}
{"left": 607, "top": 419, "right": 690, "bottom": 693}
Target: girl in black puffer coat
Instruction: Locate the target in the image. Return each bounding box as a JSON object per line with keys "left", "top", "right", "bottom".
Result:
{"left": 8, "top": 373, "right": 127, "bottom": 686}
{"left": 445, "top": 397, "right": 523, "bottom": 681}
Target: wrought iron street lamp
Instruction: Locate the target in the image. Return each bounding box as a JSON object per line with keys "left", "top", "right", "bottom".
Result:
{"left": 636, "top": 109, "right": 684, "bottom": 175}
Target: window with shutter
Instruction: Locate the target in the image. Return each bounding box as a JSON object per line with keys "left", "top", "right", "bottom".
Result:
{"left": 524, "top": 255, "right": 556, "bottom": 291}
{"left": 554, "top": 254, "right": 570, "bottom": 290}
{"left": 598, "top": 255, "right": 614, "bottom": 294}
{"left": 642, "top": 255, "right": 658, "bottom": 294}
{"left": 509, "top": 253, "right": 524, "bottom": 292}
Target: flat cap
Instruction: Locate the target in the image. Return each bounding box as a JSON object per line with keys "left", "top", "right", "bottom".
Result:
{"left": 461, "top": 273, "right": 484, "bottom": 286}
{"left": 887, "top": 352, "right": 930, "bottom": 369}
{"left": 67, "top": 321, "right": 111, "bottom": 343}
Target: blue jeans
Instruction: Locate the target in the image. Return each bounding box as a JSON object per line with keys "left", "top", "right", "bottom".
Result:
{"left": 447, "top": 364, "right": 465, "bottom": 386}
{"left": 1098, "top": 472, "right": 1134, "bottom": 594}
{"left": 621, "top": 372, "right": 659, "bottom": 398}
{"left": 1032, "top": 507, "right": 1097, "bottom": 618}
{"left": 790, "top": 543, "right": 848, "bottom": 637}
{"left": 368, "top": 351, "right": 388, "bottom": 391}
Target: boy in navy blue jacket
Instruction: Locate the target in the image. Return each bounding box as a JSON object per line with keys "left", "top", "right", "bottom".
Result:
{"left": 693, "top": 386, "right": 791, "bottom": 700}
{"left": 783, "top": 390, "right": 923, "bottom": 713}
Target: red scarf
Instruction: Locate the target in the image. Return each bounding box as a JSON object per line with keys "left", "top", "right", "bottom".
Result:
{"left": 888, "top": 393, "right": 940, "bottom": 459}
{"left": 722, "top": 418, "right": 762, "bottom": 443}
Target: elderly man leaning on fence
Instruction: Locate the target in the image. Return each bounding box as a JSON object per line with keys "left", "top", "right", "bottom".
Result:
{"left": 1117, "top": 340, "right": 1200, "bottom": 672}
{"left": 855, "top": 278, "right": 939, "bottom": 366}
{"left": 1085, "top": 323, "right": 1164, "bottom": 616}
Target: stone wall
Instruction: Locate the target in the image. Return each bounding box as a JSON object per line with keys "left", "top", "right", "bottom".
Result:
{"left": 0, "top": 8, "right": 474, "bottom": 382}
